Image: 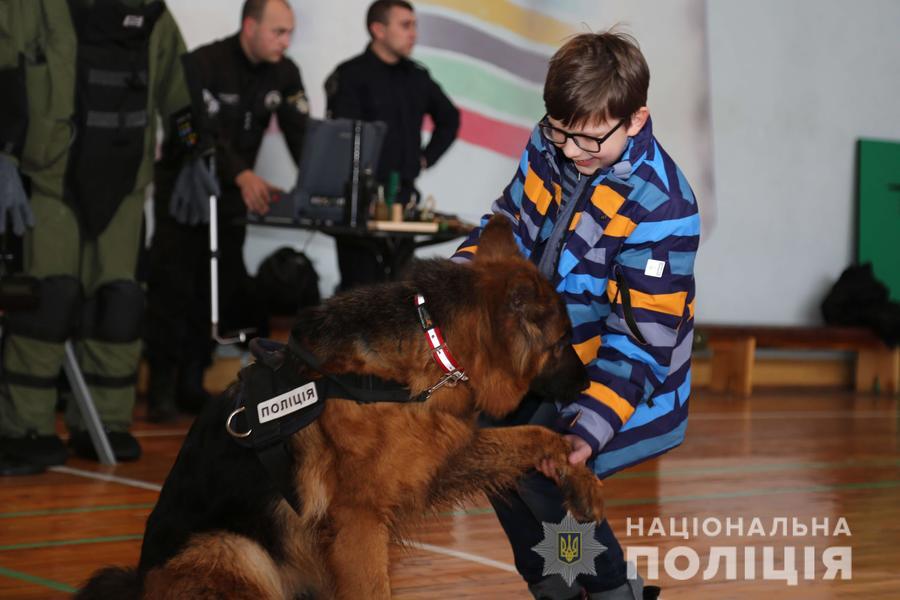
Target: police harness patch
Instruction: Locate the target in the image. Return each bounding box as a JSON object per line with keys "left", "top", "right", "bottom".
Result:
{"left": 257, "top": 381, "right": 318, "bottom": 424}
{"left": 224, "top": 337, "right": 427, "bottom": 513}
{"left": 226, "top": 338, "right": 325, "bottom": 451}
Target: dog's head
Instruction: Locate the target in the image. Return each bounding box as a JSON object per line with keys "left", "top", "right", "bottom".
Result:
{"left": 466, "top": 215, "right": 589, "bottom": 418}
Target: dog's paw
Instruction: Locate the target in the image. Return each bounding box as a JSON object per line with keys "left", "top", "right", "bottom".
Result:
{"left": 559, "top": 467, "right": 605, "bottom": 523}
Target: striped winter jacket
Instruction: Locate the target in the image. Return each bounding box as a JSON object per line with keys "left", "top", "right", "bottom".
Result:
{"left": 453, "top": 117, "right": 699, "bottom": 478}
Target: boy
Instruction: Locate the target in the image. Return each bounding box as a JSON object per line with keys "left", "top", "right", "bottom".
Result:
{"left": 453, "top": 31, "right": 699, "bottom": 599}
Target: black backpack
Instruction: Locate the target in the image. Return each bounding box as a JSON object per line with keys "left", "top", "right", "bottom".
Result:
{"left": 256, "top": 247, "right": 321, "bottom": 316}
{"left": 821, "top": 263, "right": 900, "bottom": 346}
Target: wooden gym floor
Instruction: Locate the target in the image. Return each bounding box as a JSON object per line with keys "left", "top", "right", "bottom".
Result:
{"left": 0, "top": 388, "right": 898, "bottom": 599}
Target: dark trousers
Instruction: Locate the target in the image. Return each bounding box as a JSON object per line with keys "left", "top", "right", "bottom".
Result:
{"left": 145, "top": 193, "right": 260, "bottom": 370}
{"left": 334, "top": 180, "right": 417, "bottom": 292}
{"left": 484, "top": 397, "right": 628, "bottom": 593}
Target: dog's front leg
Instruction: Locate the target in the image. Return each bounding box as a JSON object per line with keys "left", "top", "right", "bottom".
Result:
{"left": 435, "top": 425, "right": 605, "bottom": 523}
{"left": 326, "top": 505, "right": 392, "bottom": 600}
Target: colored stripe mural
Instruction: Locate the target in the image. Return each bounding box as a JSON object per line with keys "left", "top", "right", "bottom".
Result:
{"left": 415, "top": 1, "right": 577, "bottom": 157}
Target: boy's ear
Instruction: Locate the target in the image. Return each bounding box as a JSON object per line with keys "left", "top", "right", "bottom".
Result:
{"left": 626, "top": 107, "right": 650, "bottom": 137}
{"left": 475, "top": 214, "right": 519, "bottom": 262}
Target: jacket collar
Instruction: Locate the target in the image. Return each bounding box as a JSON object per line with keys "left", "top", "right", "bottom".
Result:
{"left": 541, "top": 116, "right": 654, "bottom": 186}
{"left": 229, "top": 33, "right": 266, "bottom": 72}
{"left": 537, "top": 117, "right": 656, "bottom": 282}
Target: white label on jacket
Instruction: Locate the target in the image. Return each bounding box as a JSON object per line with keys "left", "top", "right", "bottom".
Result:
{"left": 123, "top": 15, "right": 144, "bottom": 28}
{"left": 257, "top": 382, "right": 318, "bottom": 424}
{"left": 645, "top": 259, "right": 665, "bottom": 278}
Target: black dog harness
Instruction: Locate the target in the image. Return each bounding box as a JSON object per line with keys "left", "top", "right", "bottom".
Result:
{"left": 225, "top": 293, "right": 468, "bottom": 512}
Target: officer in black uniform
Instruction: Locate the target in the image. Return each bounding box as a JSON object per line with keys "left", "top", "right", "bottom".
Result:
{"left": 325, "top": 0, "right": 459, "bottom": 291}
{"left": 145, "top": 0, "right": 309, "bottom": 421}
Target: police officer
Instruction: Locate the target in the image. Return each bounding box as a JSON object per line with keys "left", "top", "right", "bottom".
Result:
{"left": 325, "top": 0, "right": 460, "bottom": 290}
{"left": 144, "top": 0, "right": 309, "bottom": 421}
{"left": 0, "top": 0, "right": 205, "bottom": 468}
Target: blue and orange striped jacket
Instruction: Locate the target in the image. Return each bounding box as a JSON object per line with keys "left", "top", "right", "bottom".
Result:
{"left": 453, "top": 117, "right": 699, "bottom": 478}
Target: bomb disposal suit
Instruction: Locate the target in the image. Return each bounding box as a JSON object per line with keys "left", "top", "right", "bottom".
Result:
{"left": 0, "top": 0, "right": 196, "bottom": 437}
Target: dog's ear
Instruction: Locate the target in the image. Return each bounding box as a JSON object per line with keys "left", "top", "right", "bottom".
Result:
{"left": 508, "top": 277, "right": 541, "bottom": 322}
{"left": 475, "top": 215, "right": 519, "bottom": 262}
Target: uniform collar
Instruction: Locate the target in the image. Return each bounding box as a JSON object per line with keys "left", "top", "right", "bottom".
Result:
{"left": 230, "top": 33, "right": 270, "bottom": 72}
{"left": 364, "top": 44, "right": 412, "bottom": 70}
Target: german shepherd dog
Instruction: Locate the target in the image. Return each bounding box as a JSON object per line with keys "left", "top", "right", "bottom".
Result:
{"left": 77, "top": 216, "right": 605, "bottom": 599}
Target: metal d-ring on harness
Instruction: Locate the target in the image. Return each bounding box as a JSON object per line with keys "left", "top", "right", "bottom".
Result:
{"left": 225, "top": 406, "right": 251, "bottom": 438}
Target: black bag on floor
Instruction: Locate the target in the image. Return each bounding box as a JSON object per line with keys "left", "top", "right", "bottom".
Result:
{"left": 821, "top": 263, "right": 900, "bottom": 347}
{"left": 256, "top": 247, "right": 321, "bottom": 316}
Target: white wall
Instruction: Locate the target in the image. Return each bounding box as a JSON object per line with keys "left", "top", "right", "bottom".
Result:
{"left": 700, "top": 0, "right": 900, "bottom": 324}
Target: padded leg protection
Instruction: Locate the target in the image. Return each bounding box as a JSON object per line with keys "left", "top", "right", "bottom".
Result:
{"left": 4, "top": 275, "right": 81, "bottom": 342}
{"left": 81, "top": 279, "right": 145, "bottom": 343}
{"left": 69, "top": 280, "right": 144, "bottom": 431}
{"left": 1, "top": 276, "right": 81, "bottom": 435}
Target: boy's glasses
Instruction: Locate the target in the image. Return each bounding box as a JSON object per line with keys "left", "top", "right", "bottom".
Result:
{"left": 538, "top": 116, "right": 627, "bottom": 153}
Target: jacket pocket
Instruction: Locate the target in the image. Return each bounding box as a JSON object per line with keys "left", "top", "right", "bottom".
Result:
{"left": 613, "top": 264, "right": 649, "bottom": 345}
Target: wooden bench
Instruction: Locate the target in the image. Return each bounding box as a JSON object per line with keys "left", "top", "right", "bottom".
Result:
{"left": 697, "top": 325, "right": 899, "bottom": 396}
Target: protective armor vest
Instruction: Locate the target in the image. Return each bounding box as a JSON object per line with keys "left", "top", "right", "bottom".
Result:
{"left": 65, "top": 0, "right": 164, "bottom": 238}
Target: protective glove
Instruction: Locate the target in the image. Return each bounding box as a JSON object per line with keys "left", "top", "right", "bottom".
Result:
{"left": 0, "top": 154, "right": 35, "bottom": 236}
{"left": 169, "top": 156, "right": 221, "bottom": 225}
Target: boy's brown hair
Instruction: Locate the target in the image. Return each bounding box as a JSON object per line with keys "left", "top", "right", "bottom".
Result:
{"left": 544, "top": 31, "right": 649, "bottom": 127}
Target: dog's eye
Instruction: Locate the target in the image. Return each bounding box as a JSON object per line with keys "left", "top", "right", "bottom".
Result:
{"left": 547, "top": 334, "right": 568, "bottom": 351}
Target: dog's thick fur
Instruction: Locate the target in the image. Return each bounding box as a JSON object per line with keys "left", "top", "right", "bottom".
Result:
{"left": 77, "top": 216, "right": 605, "bottom": 599}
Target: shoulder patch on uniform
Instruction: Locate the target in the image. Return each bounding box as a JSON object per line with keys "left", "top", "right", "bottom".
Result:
{"left": 286, "top": 90, "right": 310, "bottom": 115}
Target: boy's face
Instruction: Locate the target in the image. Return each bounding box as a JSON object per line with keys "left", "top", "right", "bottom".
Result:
{"left": 547, "top": 109, "right": 648, "bottom": 175}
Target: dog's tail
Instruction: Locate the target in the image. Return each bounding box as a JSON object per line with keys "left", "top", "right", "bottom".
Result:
{"left": 75, "top": 566, "right": 142, "bottom": 600}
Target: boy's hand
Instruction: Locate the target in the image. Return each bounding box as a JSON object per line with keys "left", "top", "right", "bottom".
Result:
{"left": 536, "top": 434, "right": 593, "bottom": 482}
{"left": 565, "top": 434, "right": 593, "bottom": 466}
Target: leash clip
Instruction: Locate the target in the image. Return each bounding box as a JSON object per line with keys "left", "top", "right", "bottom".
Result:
{"left": 423, "top": 369, "right": 468, "bottom": 400}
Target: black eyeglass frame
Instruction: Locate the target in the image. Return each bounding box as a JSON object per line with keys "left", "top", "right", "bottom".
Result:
{"left": 538, "top": 115, "right": 628, "bottom": 153}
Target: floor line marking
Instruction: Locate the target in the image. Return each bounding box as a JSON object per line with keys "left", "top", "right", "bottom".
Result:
{"left": 0, "top": 565, "right": 77, "bottom": 594}
{"left": 0, "top": 503, "right": 156, "bottom": 520}
{"left": 49, "top": 466, "right": 163, "bottom": 492}
{"left": 405, "top": 541, "right": 517, "bottom": 573}
{"left": 0, "top": 535, "right": 144, "bottom": 552}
